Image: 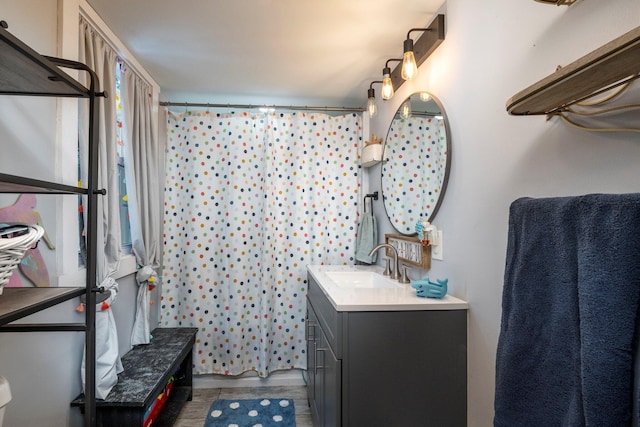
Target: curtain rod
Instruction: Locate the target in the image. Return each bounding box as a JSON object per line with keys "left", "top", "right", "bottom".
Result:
{"left": 159, "top": 101, "right": 365, "bottom": 113}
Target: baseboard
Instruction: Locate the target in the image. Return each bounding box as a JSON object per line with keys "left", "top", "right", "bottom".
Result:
{"left": 193, "top": 369, "right": 307, "bottom": 389}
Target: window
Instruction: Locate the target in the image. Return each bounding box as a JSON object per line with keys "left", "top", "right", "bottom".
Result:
{"left": 77, "top": 62, "right": 132, "bottom": 267}
{"left": 116, "top": 62, "right": 132, "bottom": 253}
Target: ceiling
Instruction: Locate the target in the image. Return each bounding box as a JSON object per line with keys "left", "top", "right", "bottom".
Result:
{"left": 84, "top": 0, "right": 444, "bottom": 108}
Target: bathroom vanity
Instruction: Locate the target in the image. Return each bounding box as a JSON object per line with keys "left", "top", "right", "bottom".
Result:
{"left": 306, "top": 265, "right": 468, "bottom": 427}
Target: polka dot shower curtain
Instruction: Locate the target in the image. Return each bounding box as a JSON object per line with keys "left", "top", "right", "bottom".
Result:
{"left": 161, "top": 110, "right": 361, "bottom": 376}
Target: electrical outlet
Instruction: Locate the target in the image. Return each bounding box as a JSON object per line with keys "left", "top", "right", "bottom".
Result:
{"left": 432, "top": 230, "right": 444, "bottom": 260}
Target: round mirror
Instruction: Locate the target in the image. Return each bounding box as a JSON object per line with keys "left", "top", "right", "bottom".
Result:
{"left": 381, "top": 92, "right": 451, "bottom": 235}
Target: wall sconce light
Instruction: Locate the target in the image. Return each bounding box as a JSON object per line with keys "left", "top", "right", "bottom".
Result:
{"left": 367, "top": 80, "right": 382, "bottom": 118}
{"left": 382, "top": 59, "right": 401, "bottom": 100}
{"left": 402, "top": 28, "right": 430, "bottom": 80}
{"left": 381, "top": 67, "right": 394, "bottom": 100}
{"left": 363, "top": 14, "right": 445, "bottom": 111}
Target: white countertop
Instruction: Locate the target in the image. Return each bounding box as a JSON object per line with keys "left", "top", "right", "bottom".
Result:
{"left": 307, "top": 264, "right": 469, "bottom": 312}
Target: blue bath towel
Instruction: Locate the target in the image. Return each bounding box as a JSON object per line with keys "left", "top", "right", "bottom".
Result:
{"left": 355, "top": 211, "right": 377, "bottom": 264}
{"left": 495, "top": 194, "right": 640, "bottom": 427}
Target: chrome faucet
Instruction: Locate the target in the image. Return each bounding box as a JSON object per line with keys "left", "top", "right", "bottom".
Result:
{"left": 369, "top": 243, "right": 400, "bottom": 280}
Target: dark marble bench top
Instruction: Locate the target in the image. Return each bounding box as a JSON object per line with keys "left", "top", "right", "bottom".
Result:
{"left": 72, "top": 327, "right": 198, "bottom": 408}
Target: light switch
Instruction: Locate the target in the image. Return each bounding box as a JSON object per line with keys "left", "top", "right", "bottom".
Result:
{"left": 432, "top": 230, "right": 444, "bottom": 260}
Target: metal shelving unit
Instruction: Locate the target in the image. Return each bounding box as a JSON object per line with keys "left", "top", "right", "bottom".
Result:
{"left": 0, "top": 22, "right": 104, "bottom": 426}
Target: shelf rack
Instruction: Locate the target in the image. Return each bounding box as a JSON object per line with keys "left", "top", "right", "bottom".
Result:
{"left": 507, "top": 26, "right": 640, "bottom": 116}
{"left": 0, "top": 23, "right": 104, "bottom": 426}
{"left": 0, "top": 173, "right": 89, "bottom": 194}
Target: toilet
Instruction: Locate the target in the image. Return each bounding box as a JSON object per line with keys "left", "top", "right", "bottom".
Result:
{"left": 0, "top": 376, "right": 10, "bottom": 427}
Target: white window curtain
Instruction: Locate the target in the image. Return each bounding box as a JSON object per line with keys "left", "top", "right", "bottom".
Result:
{"left": 162, "top": 110, "right": 362, "bottom": 377}
{"left": 79, "top": 17, "right": 122, "bottom": 278}
{"left": 119, "top": 63, "right": 162, "bottom": 346}
{"left": 78, "top": 15, "right": 123, "bottom": 399}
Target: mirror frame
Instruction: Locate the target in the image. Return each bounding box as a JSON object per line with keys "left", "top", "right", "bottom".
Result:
{"left": 381, "top": 92, "right": 452, "bottom": 235}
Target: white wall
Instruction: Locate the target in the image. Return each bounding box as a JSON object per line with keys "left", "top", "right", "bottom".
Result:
{"left": 367, "top": 0, "right": 640, "bottom": 425}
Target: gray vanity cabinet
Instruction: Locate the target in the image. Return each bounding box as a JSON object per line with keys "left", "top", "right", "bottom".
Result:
{"left": 307, "top": 300, "right": 341, "bottom": 427}
{"left": 306, "top": 273, "right": 467, "bottom": 427}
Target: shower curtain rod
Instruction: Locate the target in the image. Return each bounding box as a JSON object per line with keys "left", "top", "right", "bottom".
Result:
{"left": 159, "top": 101, "right": 365, "bottom": 113}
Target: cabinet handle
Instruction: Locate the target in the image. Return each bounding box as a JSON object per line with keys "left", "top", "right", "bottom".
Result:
{"left": 313, "top": 341, "right": 317, "bottom": 374}
{"left": 306, "top": 322, "right": 316, "bottom": 342}
{"left": 314, "top": 346, "right": 326, "bottom": 375}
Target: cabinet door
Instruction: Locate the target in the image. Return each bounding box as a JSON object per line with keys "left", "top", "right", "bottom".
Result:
{"left": 307, "top": 298, "right": 342, "bottom": 427}
{"left": 306, "top": 305, "right": 322, "bottom": 426}
{"left": 318, "top": 331, "right": 341, "bottom": 427}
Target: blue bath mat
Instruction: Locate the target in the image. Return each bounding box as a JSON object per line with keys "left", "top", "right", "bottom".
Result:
{"left": 204, "top": 398, "right": 296, "bottom": 427}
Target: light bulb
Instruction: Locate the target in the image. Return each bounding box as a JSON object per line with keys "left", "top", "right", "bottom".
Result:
{"left": 381, "top": 67, "right": 394, "bottom": 100}
{"left": 367, "top": 87, "right": 377, "bottom": 117}
{"left": 420, "top": 92, "right": 431, "bottom": 102}
{"left": 400, "top": 100, "right": 411, "bottom": 119}
{"left": 367, "top": 97, "right": 377, "bottom": 118}
{"left": 381, "top": 77, "right": 393, "bottom": 100}
{"left": 402, "top": 51, "right": 418, "bottom": 80}
{"left": 402, "top": 39, "right": 418, "bottom": 80}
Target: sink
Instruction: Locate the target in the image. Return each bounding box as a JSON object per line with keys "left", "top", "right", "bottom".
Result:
{"left": 324, "top": 271, "right": 403, "bottom": 289}
{"left": 308, "top": 265, "right": 469, "bottom": 311}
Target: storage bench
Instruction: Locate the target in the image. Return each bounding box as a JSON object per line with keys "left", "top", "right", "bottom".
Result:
{"left": 72, "top": 327, "right": 198, "bottom": 427}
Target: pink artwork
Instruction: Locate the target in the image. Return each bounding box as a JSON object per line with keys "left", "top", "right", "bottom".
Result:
{"left": 0, "top": 194, "right": 55, "bottom": 287}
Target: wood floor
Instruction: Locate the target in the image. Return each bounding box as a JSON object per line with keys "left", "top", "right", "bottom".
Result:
{"left": 174, "top": 385, "right": 313, "bottom": 427}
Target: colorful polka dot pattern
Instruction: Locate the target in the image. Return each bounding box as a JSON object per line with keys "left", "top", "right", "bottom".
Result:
{"left": 382, "top": 116, "right": 447, "bottom": 234}
{"left": 161, "top": 110, "right": 361, "bottom": 376}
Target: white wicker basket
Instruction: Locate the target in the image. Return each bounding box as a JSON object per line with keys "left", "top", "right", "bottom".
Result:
{"left": 0, "top": 224, "right": 44, "bottom": 295}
